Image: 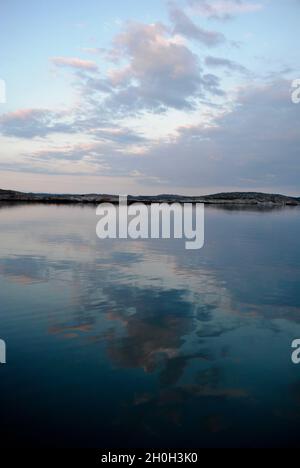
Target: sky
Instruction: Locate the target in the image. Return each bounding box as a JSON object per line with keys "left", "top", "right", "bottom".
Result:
{"left": 0, "top": 0, "right": 299, "bottom": 195}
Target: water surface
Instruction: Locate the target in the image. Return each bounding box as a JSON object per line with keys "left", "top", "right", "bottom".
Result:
{"left": 1, "top": 203, "right": 300, "bottom": 447}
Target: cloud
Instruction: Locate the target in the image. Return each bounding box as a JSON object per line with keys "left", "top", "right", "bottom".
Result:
{"left": 0, "top": 109, "right": 75, "bottom": 138}
{"left": 24, "top": 139, "right": 146, "bottom": 178}
{"left": 9, "top": 18, "right": 225, "bottom": 131}
{"left": 87, "top": 126, "right": 145, "bottom": 144}
{"left": 51, "top": 56, "right": 98, "bottom": 72}
{"left": 187, "top": 0, "right": 263, "bottom": 20}
{"left": 169, "top": 5, "right": 226, "bottom": 46}
{"left": 3, "top": 78, "right": 299, "bottom": 197}
{"left": 101, "top": 21, "right": 223, "bottom": 113}
{"left": 0, "top": 99, "right": 147, "bottom": 142}
{"left": 205, "top": 55, "right": 249, "bottom": 74}
{"left": 29, "top": 143, "right": 104, "bottom": 162}
{"left": 81, "top": 47, "right": 106, "bottom": 55}
{"left": 14, "top": 80, "right": 300, "bottom": 194}
{"left": 132, "top": 79, "right": 300, "bottom": 191}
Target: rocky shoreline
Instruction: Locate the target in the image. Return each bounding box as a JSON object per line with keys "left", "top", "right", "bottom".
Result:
{"left": 0, "top": 189, "right": 299, "bottom": 206}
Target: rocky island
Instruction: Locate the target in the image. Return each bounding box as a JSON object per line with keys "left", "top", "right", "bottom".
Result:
{"left": 0, "top": 189, "right": 299, "bottom": 206}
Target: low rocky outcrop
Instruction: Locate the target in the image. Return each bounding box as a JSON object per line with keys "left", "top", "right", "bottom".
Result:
{"left": 0, "top": 189, "right": 299, "bottom": 206}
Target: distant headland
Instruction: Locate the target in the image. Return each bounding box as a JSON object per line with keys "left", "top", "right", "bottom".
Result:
{"left": 0, "top": 189, "right": 299, "bottom": 206}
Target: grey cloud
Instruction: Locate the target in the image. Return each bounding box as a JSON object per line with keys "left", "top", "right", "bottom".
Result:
{"left": 80, "top": 75, "right": 113, "bottom": 94}
{"left": 0, "top": 109, "right": 76, "bottom": 138}
{"left": 133, "top": 80, "right": 300, "bottom": 191}
{"left": 18, "top": 80, "right": 300, "bottom": 194}
{"left": 89, "top": 127, "right": 145, "bottom": 144}
{"left": 101, "top": 21, "right": 224, "bottom": 113}
{"left": 187, "top": 0, "right": 262, "bottom": 20}
{"left": 0, "top": 103, "right": 145, "bottom": 144}
{"left": 28, "top": 144, "right": 104, "bottom": 162}
{"left": 25, "top": 146, "right": 142, "bottom": 178}
{"left": 205, "top": 55, "right": 249, "bottom": 74}
{"left": 169, "top": 5, "right": 226, "bottom": 46}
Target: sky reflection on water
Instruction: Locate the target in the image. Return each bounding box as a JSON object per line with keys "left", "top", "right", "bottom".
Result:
{"left": 0, "top": 204, "right": 300, "bottom": 447}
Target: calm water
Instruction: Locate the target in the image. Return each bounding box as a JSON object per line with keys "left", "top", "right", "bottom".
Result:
{"left": 1, "top": 203, "right": 300, "bottom": 448}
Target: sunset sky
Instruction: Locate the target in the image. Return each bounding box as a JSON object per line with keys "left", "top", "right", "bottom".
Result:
{"left": 0, "top": 0, "right": 299, "bottom": 195}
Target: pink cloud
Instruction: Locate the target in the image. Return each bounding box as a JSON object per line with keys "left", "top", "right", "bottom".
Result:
{"left": 0, "top": 109, "right": 48, "bottom": 122}
{"left": 51, "top": 56, "right": 98, "bottom": 71}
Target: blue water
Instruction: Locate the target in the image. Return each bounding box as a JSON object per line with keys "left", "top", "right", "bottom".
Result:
{"left": 0, "top": 203, "right": 300, "bottom": 448}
